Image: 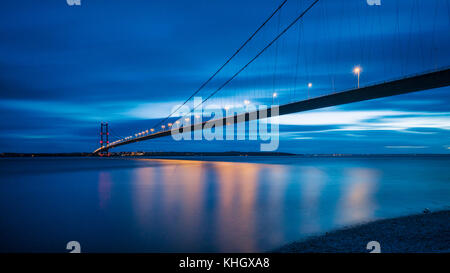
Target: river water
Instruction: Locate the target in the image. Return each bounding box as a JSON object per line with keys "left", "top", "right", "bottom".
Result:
{"left": 0, "top": 156, "right": 449, "bottom": 252}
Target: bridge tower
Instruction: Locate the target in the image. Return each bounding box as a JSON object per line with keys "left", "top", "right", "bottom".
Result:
{"left": 99, "top": 122, "right": 109, "bottom": 156}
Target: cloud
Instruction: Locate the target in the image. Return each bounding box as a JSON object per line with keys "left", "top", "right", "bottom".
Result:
{"left": 268, "top": 110, "right": 450, "bottom": 132}
{"left": 385, "top": 146, "right": 428, "bottom": 149}
{"left": 0, "top": 99, "right": 181, "bottom": 122}
{"left": 124, "top": 101, "right": 185, "bottom": 119}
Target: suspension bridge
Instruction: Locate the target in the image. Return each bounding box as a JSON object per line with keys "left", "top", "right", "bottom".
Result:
{"left": 93, "top": 0, "right": 450, "bottom": 155}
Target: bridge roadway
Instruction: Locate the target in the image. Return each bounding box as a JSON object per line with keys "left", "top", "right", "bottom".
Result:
{"left": 93, "top": 68, "right": 450, "bottom": 154}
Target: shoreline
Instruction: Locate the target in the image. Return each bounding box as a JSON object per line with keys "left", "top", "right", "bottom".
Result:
{"left": 2, "top": 152, "right": 450, "bottom": 158}
{"left": 275, "top": 210, "right": 450, "bottom": 253}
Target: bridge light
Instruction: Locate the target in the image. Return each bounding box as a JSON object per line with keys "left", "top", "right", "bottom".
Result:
{"left": 176, "top": 120, "right": 180, "bottom": 124}
{"left": 244, "top": 100, "right": 250, "bottom": 105}
{"left": 353, "top": 66, "right": 362, "bottom": 88}
{"left": 224, "top": 106, "right": 230, "bottom": 111}
{"left": 168, "top": 123, "right": 173, "bottom": 127}
{"left": 308, "top": 82, "right": 312, "bottom": 88}
{"left": 195, "top": 115, "right": 201, "bottom": 119}
{"left": 273, "top": 92, "right": 277, "bottom": 98}
{"left": 150, "top": 128, "right": 154, "bottom": 132}
{"left": 161, "top": 125, "right": 165, "bottom": 129}
{"left": 185, "top": 118, "right": 190, "bottom": 122}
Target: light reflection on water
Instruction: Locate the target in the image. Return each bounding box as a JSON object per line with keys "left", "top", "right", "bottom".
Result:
{"left": 0, "top": 157, "right": 449, "bottom": 252}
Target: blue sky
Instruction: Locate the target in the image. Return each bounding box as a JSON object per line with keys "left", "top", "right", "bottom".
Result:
{"left": 0, "top": 0, "right": 449, "bottom": 153}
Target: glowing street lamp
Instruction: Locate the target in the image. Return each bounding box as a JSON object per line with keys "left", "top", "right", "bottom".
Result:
{"left": 150, "top": 128, "right": 154, "bottom": 132}
{"left": 353, "top": 66, "right": 362, "bottom": 88}
{"left": 224, "top": 105, "right": 230, "bottom": 117}
{"left": 244, "top": 100, "right": 250, "bottom": 106}
{"left": 306, "top": 83, "right": 313, "bottom": 99}
{"left": 168, "top": 123, "right": 173, "bottom": 127}
{"left": 161, "top": 125, "right": 165, "bottom": 129}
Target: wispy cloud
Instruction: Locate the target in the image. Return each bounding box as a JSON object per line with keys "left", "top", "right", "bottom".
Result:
{"left": 0, "top": 99, "right": 179, "bottom": 121}
{"left": 270, "top": 110, "right": 450, "bottom": 132}
{"left": 385, "top": 146, "right": 428, "bottom": 149}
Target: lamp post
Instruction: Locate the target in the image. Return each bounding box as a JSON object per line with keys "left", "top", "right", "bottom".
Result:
{"left": 353, "top": 66, "right": 362, "bottom": 88}
{"left": 224, "top": 106, "right": 230, "bottom": 116}
{"left": 307, "top": 83, "right": 312, "bottom": 99}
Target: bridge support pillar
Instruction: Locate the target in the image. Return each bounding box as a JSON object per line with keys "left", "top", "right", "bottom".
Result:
{"left": 99, "top": 122, "right": 109, "bottom": 156}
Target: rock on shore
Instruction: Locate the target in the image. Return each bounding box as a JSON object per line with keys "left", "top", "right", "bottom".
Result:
{"left": 275, "top": 210, "right": 450, "bottom": 253}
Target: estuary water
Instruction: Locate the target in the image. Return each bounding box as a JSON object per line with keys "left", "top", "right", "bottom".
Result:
{"left": 0, "top": 156, "right": 449, "bottom": 252}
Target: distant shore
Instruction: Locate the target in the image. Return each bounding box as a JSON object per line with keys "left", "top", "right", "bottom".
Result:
{"left": 2, "top": 152, "right": 450, "bottom": 158}
{"left": 275, "top": 210, "right": 450, "bottom": 253}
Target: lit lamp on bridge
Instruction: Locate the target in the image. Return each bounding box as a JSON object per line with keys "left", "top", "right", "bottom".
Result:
{"left": 150, "top": 128, "right": 154, "bottom": 132}
{"left": 223, "top": 105, "right": 230, "bottom": 115}
{"left": 272, "top": 92, "right": 277, "bottom": 104}
{"left": 307, "top": 83, "right": 313, "bottom": 99}
{"left": 353, "top": 66, "right": 362, "bottom": 88}
{"left": 168, "top": 123, "right": 173, "bottom": 127}
{"left": 161, "top": 125, "right": 165, "bottom": 130}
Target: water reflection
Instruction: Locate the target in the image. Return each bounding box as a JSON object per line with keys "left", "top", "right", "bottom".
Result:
{"left": 2, "top": 157, "right": 447, "bottom": 252}
{"left": 98, "top": 172, "right": 112, "bottom": 209}
{"left": 214, "top": 162, "right": 259, "bottom": 252}
{"left": 125, "top": 159, "right": 381, "bottom": 252}
{"left": 335, "top": 168, "right": 379, "bottom": 225}
{"left": 300, "top": 167, "right": 326, "bottom": 233}
{"left": 131, "top": 166, "right": 155, "bottom": 227}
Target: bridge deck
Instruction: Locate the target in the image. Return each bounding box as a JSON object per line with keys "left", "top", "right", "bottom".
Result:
{"left": 94, "top": 68, "right": 450, "bottom": 154}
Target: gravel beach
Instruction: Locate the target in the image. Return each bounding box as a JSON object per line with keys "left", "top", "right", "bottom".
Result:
{"left": 276, "top": 210, "right": 450, "bottom": 253}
